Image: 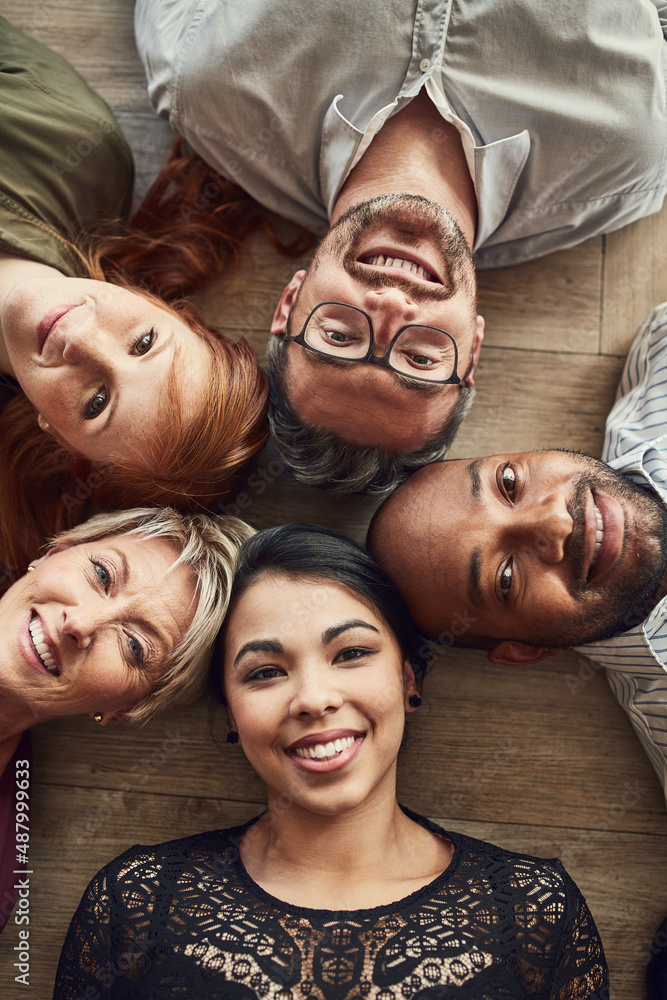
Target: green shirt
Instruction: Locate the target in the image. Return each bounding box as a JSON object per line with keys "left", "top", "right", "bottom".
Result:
{"left": 0, "top": 16, "right": 134, "bottom": 277}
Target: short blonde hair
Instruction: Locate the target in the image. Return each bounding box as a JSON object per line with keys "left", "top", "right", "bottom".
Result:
{"left": 49, "top": 507, "right": 253, "bottom": 723}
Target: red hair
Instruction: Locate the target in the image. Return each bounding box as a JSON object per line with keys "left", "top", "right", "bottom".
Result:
{"left": 0, "top": 141, "right": 311, "bottom": 591}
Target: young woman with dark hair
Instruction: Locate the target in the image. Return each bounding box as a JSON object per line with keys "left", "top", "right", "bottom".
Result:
{"left": 54, "top": 524, "right": 609, "bottom": 999}
{"left": 0, "top": 17, "right": 291, "bottom": 589}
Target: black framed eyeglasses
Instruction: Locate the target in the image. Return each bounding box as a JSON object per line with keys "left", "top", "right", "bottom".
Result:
{"left": 284, "top": 302, "right": 461, "bottom": 385}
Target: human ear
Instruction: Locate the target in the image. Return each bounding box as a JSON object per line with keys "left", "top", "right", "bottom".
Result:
{"left": 487, "top": 641, "right": 561, "bottom": 666}
{"left": 226, "top": 706, "right": 238, "bottom": 735}
{"left": 37, "top": 414, "right": 69, "bottom": 447}
{"left": 403, "top": 660, "right": 420, "bottom": 711}
{"left": 89, "top": 709, "right": 130, "bottom": 725}
{"left": 270, "top": 270, "right": 307, "bottom": 337}
{"left": 463, "top": 314, "right": 485, "bottom": 388}
{"left": 28, "top": 543, "right": 71, "bottom": 571}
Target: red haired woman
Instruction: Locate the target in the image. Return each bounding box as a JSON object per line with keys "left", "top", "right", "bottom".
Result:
{"left": 0, "top": 17, "right": 279, "bottom": 590}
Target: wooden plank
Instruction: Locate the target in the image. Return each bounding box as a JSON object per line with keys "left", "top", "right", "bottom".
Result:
{"left": 451, "top": 347, "right": 624, "bottom": 459}
{"left": 4, "top": 0, "right": 149, "bottom": 111}
{"left": 601, "top": 202, "right": 667, "bottom": 356}
{"left": 195, "top": 230, "right": 314, "bottom": 367}
{"left": 477, "top": 238, "right": 603, "bottom": 355}
{"left": 398, "top": 648, "right": 667, "bottom": 835}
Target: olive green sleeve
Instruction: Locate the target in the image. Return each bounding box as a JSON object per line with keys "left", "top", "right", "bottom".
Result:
{"left": 0, "top": 16, "right": 134, "bottom": 276}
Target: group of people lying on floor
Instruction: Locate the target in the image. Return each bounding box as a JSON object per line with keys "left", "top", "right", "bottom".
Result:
{"left": 1, "top": 1, "right": 667, "bottom": 995}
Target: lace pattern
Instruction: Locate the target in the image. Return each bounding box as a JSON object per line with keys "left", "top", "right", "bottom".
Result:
{"left": 53, "top": 811, "right": 608, "bottom": 999}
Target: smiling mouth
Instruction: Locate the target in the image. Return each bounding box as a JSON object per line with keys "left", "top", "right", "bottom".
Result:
{"left": 37, "top": 304, "right": 78, "bottom": 353}
{"left": 293, "top": 736, "right": 357, "bottom": 760}
{"left": 360, "top": 254, "right": 438, "bottom": 283}
{"left": 29, "top": 614, "right": 59, "bottom": 675}
{"left": 590, "top": 504, "right": 604, "bottom": 573}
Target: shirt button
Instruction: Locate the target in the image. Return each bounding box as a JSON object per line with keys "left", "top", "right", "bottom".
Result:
{"left": 419, "top": 58, "right": 431, "bottom": 73}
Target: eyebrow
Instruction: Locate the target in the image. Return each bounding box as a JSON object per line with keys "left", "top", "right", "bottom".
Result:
{"left": 233, "top": 639, "right": 284, "bottom": 666}
{"left": 232, "top": 620, "right": 380, "bottom": 665}
{"left": 466, "top": 461, "right": 489, "bottom": 609}
{"left": 321, "top": 619, "right": 380, "bottom": 645}
{"left": 303, "top": 350, "right": 356, "bottom": 372}
{"left": 303, "top": 348, "right": 445, "bottom": 395}
{"left": 467, "top": 547, "right": 488, "bottom": 610}
{"left": 467, "top": 457, "right": 483, "bottom": 500}
{"left": 107, "top": 545, "right": 130, "bottom": 587}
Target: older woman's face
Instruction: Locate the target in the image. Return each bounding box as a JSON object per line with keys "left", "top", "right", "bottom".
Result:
{"left": 1, "top": 275, "right": 212, "bottom": 464}
{"left": 0, "top": 534, "right": 196, "bottom": 724}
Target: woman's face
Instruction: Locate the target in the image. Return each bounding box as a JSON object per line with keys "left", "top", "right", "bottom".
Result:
{"left": 223, "top": 573, "right": 417, "bottom": 817}
{"left": 1, "top": 275, "right": 213, "bottom": 464}
{"left": 0, "top": 533, "right": 197, "bottom": 724}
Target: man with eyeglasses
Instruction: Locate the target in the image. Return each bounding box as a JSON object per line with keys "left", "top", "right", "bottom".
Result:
{"left": 136, "top": 0, "right": 667, "bottom": 492}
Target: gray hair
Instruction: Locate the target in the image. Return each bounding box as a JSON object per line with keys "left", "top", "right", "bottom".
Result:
{"left": 48, "top": 507, "right": 254, "bottom": 723}
{"left": 267, "top": 335, "right": 475, "bottom": 496}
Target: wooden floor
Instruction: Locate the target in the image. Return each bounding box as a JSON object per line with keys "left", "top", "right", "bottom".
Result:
{"left": 2, "top": 2, "right": 667, "bottom": 997}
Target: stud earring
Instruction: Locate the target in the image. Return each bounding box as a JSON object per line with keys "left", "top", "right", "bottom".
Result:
{"left": 93, "top": 713, "right": 103, "bottom": 724}
{"left": 27, "top": 565, "right": 35, "bottom": 573}
{"left": 408, "top": 695, "right": 422, "bottom": 708}
{"left": 226, "top": 731, "right": 239, "bottom": 744}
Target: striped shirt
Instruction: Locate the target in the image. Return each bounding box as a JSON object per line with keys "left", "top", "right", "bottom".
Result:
{"left": 577, "top": 303, "right": 667, "bottom": 800}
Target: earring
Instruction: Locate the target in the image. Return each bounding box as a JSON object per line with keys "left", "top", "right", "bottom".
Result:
{"left": 226, "top": 731, "right": 239, "bottom": 744}
{"left": 93, "top": 713, "right": 103, "bottom": 724}
{"left": 37, "top": 414, "right": 50, "bottom": 432}
{"left": 27, "top": 565, "right": 35, "bottom": 573}
{"left": 408, "top": 695, "right": 422, "bottom": 708}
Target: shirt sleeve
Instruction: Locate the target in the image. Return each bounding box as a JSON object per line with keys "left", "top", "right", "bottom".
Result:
{"left": 550, "top": 866, "right": 609, "bottom": 1000}
{"left": 53, "top": 867, "right": 116, "bottom": 999}
{"left": 603, "top": 303, "right": 667, "bottom": 466}
{"left": 53, "top": 850, "right": 159, "bottom": 999}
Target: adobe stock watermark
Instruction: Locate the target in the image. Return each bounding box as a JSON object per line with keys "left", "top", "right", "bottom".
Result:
{"left": 568, "top": 243, "right": 667, "bottom": 351}
{"left": 448, "top": 739, "right": 517, "bottom": 812}
{"left": 70, "top": 729, "right": 187, "bottom": 847}
{"left": 560, "top": 779, "right": 651, "bottom": 874}
{"left": 50, "top": 119, "right": 117, "bottom": 178}
{"left": 218, "top": 457, "right": 287, "bottom": 518}
{"left": 61, "top": 460, "right": 115, "bottom": 515}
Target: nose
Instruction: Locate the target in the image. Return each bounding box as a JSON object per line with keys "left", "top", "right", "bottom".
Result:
{"left": 288, "top": 665, "right": 344, "bottom": 719}
{"left": 60, "top": 304, "right": 104, "bottom": 365}
{"left": 507, "top": 492, "right": 573, "bottom": 563}
{"left": 362, "top": 287, "right": 420, "bottom": 351}
{"left": 61, "top": 606, "right": 105, "bottom": 648}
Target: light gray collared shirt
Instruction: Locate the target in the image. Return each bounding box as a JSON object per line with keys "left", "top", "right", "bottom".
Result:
{"left": 136, "top": 0, "right": 666, "bottom": 268}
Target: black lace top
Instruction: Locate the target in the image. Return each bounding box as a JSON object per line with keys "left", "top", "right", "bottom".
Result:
{"left": 53, "top": 810, "right": 608, "bottom": 1000}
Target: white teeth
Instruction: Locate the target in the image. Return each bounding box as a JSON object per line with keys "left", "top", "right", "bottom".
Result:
{"left": 28, "top": 617, "right": 57, "bottom": 673}
{"left": 590, "top": 506, "right": 604, "bottom": 570}
{"left": 293, "top": 735, "right": 356, "bottom": 760}
{"left": 362, "top": 255, "right": 434, "bottom": 281}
